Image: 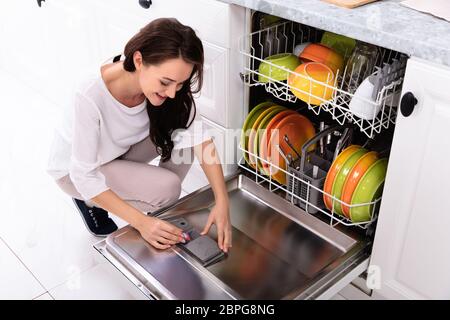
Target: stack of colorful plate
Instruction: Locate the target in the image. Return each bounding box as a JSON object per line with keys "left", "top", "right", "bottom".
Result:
{"left": 241, "top": 101, "right": 275, "bottom": 167}
{"left": 323, "top": 145, "right": 388, "bottom": 223}
{"left": 241, "top": 102, "right": 316, "bottom": 185}
{"left": 248, "top": 105, "right": 285, "bottom": 170}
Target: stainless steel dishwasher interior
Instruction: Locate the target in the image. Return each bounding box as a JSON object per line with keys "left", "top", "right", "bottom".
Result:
{"left": 97, "top": 174, "right": 369, "bottom": 300}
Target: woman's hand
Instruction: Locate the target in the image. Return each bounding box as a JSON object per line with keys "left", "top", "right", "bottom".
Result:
{"left": 135, "top": 216, "right": 184, "bottom": 250}
{"left": 193, "top": 139, "right": 232, "bottom": 253}
{"left": 201, "top": 200, "right": 232, "bottom": 253}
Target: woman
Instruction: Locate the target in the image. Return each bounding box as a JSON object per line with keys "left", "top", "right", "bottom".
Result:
{"left": 47, "top": 18, "right": 231, "bottom": 252}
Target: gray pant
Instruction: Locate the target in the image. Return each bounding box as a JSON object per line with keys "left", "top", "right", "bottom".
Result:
{"left": 55, "top": 137, "right": 193, "bottom": 213}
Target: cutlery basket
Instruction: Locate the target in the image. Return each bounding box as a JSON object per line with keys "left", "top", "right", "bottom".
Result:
{"left": 287, "top": 156, "right": 330, "bottom": 214}
{"left": 286, "top": 126, "right": 350, "bottom": 214}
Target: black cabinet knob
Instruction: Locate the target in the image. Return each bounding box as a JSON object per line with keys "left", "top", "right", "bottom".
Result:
{"left": 400, "top": 92, "right": 418, "bottom": 117}
{"left": 37, "top": 0, "right": 45, "bottom": 7}
{"left": 139, "top": 0, "right": 152, "bottom": 9}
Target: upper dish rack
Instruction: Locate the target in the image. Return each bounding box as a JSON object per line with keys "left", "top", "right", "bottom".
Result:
{"left": 239, "top": 20, "right": 407, "bottom": 139}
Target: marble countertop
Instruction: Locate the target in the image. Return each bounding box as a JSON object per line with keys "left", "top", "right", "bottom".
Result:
{"left": 219, "top": 0, "right": 450, "bottom": 67}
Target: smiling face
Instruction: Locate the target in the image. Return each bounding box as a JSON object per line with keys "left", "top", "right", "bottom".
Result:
{"left": 133, "top": 51, "right": 194, "bottom": 106}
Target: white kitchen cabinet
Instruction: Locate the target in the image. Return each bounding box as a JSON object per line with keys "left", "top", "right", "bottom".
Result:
{"left": 181, "top": 116, "right": 240, "bottom": 193}
{"left": 195, "top": 42, "right": 228, "bottom": 126}
{"left": 369, "top": 57, "right": 450, "bottom": 300}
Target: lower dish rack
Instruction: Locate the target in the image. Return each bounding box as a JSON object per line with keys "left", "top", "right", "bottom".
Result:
{"left": 238, "top": 143, "right": 381, "bottom": 230}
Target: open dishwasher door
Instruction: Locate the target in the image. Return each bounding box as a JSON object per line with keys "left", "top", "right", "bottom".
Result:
{"left": 94, "top": 174, "right": 371, "bottom": 300}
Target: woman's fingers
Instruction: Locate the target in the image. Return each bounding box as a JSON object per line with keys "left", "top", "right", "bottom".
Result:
{"left": 138, "top": 217, "right": 183, "bottom": 250}
{"left": 160, "top": 230, "right": 183, "bottom": 243}
{"left": 155, "top": 235, "right": 177, "bottom": 246}
{"left": 150, "top": 239, "right": 171, "bottom": 250}
{"left": 201, "top": 214, "right": 214, "bottom": 236}
{"left": 217, "top": 222, "right": 232, "bottom": 253}
{"left": 223, "top": 224, "right": 232, "bottom": 252}
{"left": 217, "top": 224, "right": 225, "bottom": 251}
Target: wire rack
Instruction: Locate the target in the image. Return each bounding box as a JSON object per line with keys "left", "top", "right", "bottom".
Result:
{"left": 239, "top": 20, "right": 406, "bottom": 139}
{"left": 238, "top": 144, "right": 380, "bottom": 229}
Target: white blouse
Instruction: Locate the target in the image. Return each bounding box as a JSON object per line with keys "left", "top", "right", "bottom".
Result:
{"left": 47, "top": 55, "right": 209, "bottom": 200}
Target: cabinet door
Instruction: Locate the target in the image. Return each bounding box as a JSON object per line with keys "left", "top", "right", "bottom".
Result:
{"left": 203, "top": 116, "right": 239, "bottom": 177}
{"left": 195, "top": 42, "right": 228, "bottom": 127}
{"left": 181, "top": 117, "right": 238, "bottom": 193}
{"left": 370, "top": 57, "right": 450, "bottom": 300}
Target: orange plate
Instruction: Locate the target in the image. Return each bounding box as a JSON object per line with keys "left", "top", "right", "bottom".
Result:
{"left": 254, "top": 108, "right": 285, "bottom": 172}
{"left": 331, "top": 148, "right": 368, "bottom": 216}
{"left": 247, "top": 105, "right": 282, "bottom": 168}
{"left": 267, "top": 114, "right": 316, "bottom": 185}
{"left": 260, "top": 110, "right": 297, "bottom": 175}
{"left": 323, "top": 145, "right": 362, "bottom": 211}
{"left": 341, "top": 151, "right": 379, "bottom": 218}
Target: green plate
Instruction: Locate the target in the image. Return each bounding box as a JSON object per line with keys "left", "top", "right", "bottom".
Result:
{"left": 241, "top": 101, "right": 274, "bottom": 163}
{"left": 331, "top": 148, "right": 368, "bottom": 216}
{"left": 253, "top": 106, "right": 285, "bottom": 172}
{"left": 247, "top": 105, "right": 281, "bottom": 167}
{"left": 350, "top": 158, "right": 388, "bottom": 223}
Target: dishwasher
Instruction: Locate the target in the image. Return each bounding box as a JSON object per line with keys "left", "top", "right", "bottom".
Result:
{"left": 94, "top": 10, "right": 407, "bottom": 300}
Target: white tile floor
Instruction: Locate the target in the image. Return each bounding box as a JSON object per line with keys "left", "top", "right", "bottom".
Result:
{"left": 0, "top": 69, "right": 370, "bottom": 300}
{"left": 0, "top": 238, "right": 45, "bottom": 299}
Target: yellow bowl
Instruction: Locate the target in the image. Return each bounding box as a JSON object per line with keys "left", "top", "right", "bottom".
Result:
{"left": 288, "top": 62, "right": 335, "bottom": 105}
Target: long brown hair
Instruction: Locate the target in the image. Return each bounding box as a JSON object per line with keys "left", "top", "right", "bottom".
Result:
{"left": 123, "top": 18, "right": 204, "bottom": 161}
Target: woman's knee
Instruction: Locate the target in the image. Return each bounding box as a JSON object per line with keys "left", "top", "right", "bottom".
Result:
{"left": 100, "top": 160, "right": 182, "bottom": 209}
